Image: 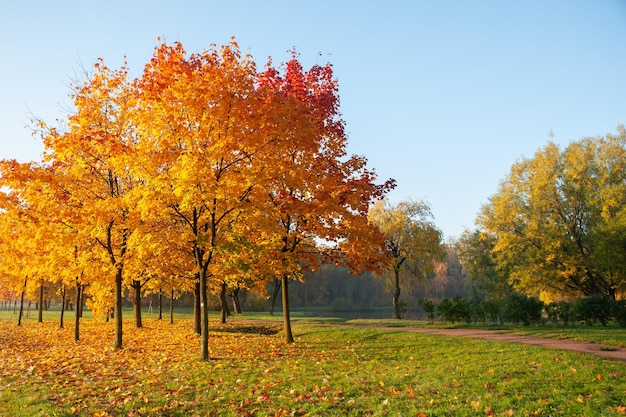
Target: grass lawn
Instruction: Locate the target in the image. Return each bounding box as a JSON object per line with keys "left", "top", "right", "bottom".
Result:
{"left": 1, "top": 311, "right": 626, "bottom": 416}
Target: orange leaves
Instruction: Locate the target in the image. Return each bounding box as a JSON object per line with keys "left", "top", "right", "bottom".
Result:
{"left": 1, "top": 37, "right": 393, "bottom": 354}
{"left": 0, "top": 318, "right": 286, "bottom": 415}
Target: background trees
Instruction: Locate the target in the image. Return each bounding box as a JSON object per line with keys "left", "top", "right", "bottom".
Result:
{"left": 477, "top": 127, "right": 626, "bottom": 299}
{"left": 369, "top": 199, "right": 444, "bottom": 319}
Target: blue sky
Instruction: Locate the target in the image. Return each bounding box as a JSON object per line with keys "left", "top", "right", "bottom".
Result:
{"left": 1, "top": 1, "right": 625, "bottom": 239}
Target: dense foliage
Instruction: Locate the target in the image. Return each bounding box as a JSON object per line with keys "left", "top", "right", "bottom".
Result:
{"left": 0, "top": 39, "right": 393, "bottom": 357}
{"left": 477, "top": 127, "right": 626, "bottom": 299}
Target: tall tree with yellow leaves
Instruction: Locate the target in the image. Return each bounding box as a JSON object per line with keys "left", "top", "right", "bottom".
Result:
{"left": 40, "top": 59, "right": 141, "bottom": 348}
{"left": 369, "top": 199, "right": 444, "bottom": 319}
{"left": 132, "top": 41, "right": 272, "bottom": 360}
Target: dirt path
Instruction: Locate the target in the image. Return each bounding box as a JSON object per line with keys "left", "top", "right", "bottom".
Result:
{"left": 352, "top": 326, "right": 626, "bottom": 363}
{"left": 243, "top": 319, "right": 626, "bottom": 362}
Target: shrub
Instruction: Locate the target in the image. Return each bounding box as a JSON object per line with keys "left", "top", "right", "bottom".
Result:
{"left": 483, "top": 299, "right": 503, "bottom": 324}
{"left": 502, "top": 292, "right": 543, "bottom": 326}
{"left": 613, "top": 299, "right": 626, "bottom": 328}
{"left": 545, "top": 301, "right": 575, "bottom": 325}
{"left": 575, "top": 295, "right": 613, "bottom": 326}
{"left": 437, "top": 298, "right": 454, "bottom": 323}
{"left": 450, "top": 296, "right": 473, "bottom": 324}
{"left": 436, "top": 297, "right": 473, "bottom": 324}
{"left": 418, "top": 298, "right": 436, "bottom": 323}
{"left": 469, "top": 295, "right": 486, "bottom": 323}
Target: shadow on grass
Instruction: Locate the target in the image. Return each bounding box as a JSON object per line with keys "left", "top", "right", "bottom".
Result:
{"left": 216, "top": 324, "right": 281, "bottom": 335}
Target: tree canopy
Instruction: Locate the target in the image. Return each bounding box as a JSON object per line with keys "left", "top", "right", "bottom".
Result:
{"left": 0, "top": 39, "right": 393, "bottom": 359}
{"left": 369, "top": 199, "right": 444, "bottom": 318}
{"left": 477, "top": 126, "right": 626, "bottom": 299}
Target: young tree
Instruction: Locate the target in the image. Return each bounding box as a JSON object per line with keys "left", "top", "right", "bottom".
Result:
{"left": 132, "top": 41, "right": 271, "bottom": 360}
{"left": 256, "top": 54, "right": 394, "bottom": 342}
{"left": 369, "top": 199, "right": 444, "bottom": 319}
{"left": 40, "top": 58, "right": 141, "bottom": 348}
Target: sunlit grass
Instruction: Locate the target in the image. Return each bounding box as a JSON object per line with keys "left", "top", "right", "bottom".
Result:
{"left": 2, "top": 316, "right": 626, "bottom": 416}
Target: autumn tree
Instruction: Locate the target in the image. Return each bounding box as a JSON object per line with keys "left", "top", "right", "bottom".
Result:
{"left": 456, "top": 230, "right": 512, "bottom": 301}
{"left": 131, "top": 41, "right": 275, "bottom": 360}
{"left": 256, "top": 53, "right": 394, "bottom": 342}
{"left": 369, "top": 199, "right": 444, "bottom": 319}
{"left": 478, "top": 126, "right": 626, "bottom": 298}
{"left": 39, "top": 58, "right": 141, "bottom": 348}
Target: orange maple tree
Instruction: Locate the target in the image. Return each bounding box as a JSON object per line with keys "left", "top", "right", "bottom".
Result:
{"left": 255, "top": 53, "right": 395, "bottom": 342}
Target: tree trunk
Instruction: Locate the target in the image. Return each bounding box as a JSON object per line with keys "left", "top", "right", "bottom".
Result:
{"left": 38, "top": 284, "right": 44, "bottom": 323}
{"left": 59, "top": 285, "right": 66, "bottom": 329}
{"left": 220, "top": 281, "right": 230, "bottom": 324}
{"left": 133, "top": 280, "right": 142, "bottom": 328}
{"left": 74, "top": 281, "right": 81, "bottom": 341}
{"left": 281, "top": 275, "right": 294, "bottom": 344}
{"left": 393, "top": 269, "right": 401, "bottom": 319}
{"left": 115, "top": 268, "right": 123, "bottom": 349}
{"left": 193, "top": 280, "right": 201, "bottom": 335}
{"left": 170, "top": 288, "right": 174, "bottom": 324}
{"left": 199, "top": 267, "right": 209, "bottom": 361}
{"left": 78, "top": 284, "right": 85, "bottom": 318}
{"left": 231, "top": 287, "right": 242, "bottom": 314}
{"left": 17, "top": 278, "right": 27, "bottom": 326}
{"left": 269, "top": 278, "right": 281, "bottom": 316}
{"left": 158, "top": 290, "right": 163, "bottom": 321}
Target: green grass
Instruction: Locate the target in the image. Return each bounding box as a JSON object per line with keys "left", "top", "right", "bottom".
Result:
{"left": 5, "top": 306, "right": 626, "bottom": 347}
{"left": 1, "top": 315, "right": 626, "bottom": 416}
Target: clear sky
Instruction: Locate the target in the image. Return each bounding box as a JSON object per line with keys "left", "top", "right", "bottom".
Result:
{"left": 1, "top": 1, "right": 625, "bottom": 239}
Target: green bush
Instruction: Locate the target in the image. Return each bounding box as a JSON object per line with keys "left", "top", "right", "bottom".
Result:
{"left": 613, "top": 299, "right": 626, "bottom": 328}
{"left": 418, "top": 298, "right": 436, "bottom": 323}
{"left": 436, "top": 297, "right": 473, "bottom": 324}
{"left": 437, "top": 298, "right": 454, "bottom": 323}
{"left": 502, "top": 292, "right": 543, "bottom": 326}
{"left": 483, "top": 299, "right": 503, "bottom": 324}
{"left": 451, "top": 296, "right": 473, "bottom": 324}
{"left": 545, "top": 301, "right": 575, "bottom": 325}
{"left": 575, "top": 295, "right": 613, "bottom": 326}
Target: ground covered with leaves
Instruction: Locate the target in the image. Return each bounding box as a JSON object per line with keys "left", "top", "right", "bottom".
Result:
{"left": 1, "top": 318, "right": 626, "bottom": 416}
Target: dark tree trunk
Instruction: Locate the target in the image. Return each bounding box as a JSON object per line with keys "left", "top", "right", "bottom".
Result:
{"left": 132, "top": 280, "right": 142, "bottom": 328}
{"left": 74, "top": 281, "right": 81, "bottom": 341}
{"left": 59, "top": 285, "right": 66, "bottom": 329}
{"left": 17, "top": 278, "right": 26, "bottom": 326}
{"left": 199, "top": 267, "right": 209, "bottom": 361}
{"left": 78, "top": 284, "right": 85, "bottom": 318}
{"left": 38, "top": 284, "right": 44, "bottom": 323}
{"left": 158, "top": 290, "right": 163, "bottom": 321}
{"left": 220, "top": 282, "right": 230, "bottom": 324}
{"left": 393, "top": 268, "right": 401, "bottom": 319}
{"left": 281, "top": 275, "right": 294, "bottom": 344}
{"left": 231, "top": 287, "right": 242, "bottom": 314}
{"left": 193, "top": 280, "right": 201, "bottom": 335}
{"left": 115, "top": 268, "right": 123, "bottom": 349}
{"left": 170, "top": 289, "right": 174, "bottom": 324}
{"left": 269, "top": 278, "right": 281, "bottom": 316}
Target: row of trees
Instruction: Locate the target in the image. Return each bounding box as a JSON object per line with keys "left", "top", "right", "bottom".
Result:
{"left": 0, "top": 39, "right": 395, "bottom": 360}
